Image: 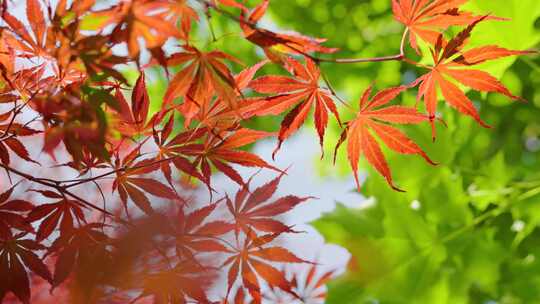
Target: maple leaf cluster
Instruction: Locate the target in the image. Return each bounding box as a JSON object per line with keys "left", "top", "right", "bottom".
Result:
{"left": 0, "top": 0, "right": 533, "bottom": 303}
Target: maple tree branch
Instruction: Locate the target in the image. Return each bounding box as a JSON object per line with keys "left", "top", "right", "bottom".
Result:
{"left": 0, "top": 163, "right": 117, "bottom": 218}
{"left": 0, "top": 164, "right": 171, "bottom": 231}
{"left": 62, "top": 188, "right": 117, "bottom": 218}
{"left": 317, "top": 53, "right": 403, "bottom": 64}
{"left": 0, "top": 92, "right": 37, "bottom": 140}
{"left": 61, "top": 170, "right": 120, "bottom": 188}
{"left": 316, "top": 29, "right": 409, "bottom": 110}
{"left": 62, "top": 154, "right": 179, "bottom": 189}
{"left": 0, "top": 139, "right": 191, "bottom": 223}
{"left": 198, "top": 0, "right": 409, "bottom": 65}
{"left": 317, "top": 28, "right": 409, "bottom": 64}
{"left": 192, "top": 234, "right": 237, "bottom": 251}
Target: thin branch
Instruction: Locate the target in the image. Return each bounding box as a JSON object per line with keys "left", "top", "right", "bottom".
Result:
{"left": 317, "top": 28, "right": 409, "bottom": 64}
{"left": 317, "top": 53, "right": 403, "bottom": 64}
{"left": 62, "top": 154, "right": 177, "bottom": 189}
{"left": 0, "top": 163, "right": 117, "bottom": 219}
{"left": 196, "top": 0, "right": 410, "bottom": 65}
{"left": 0, "top": 91, "right": 38, "bottom": 140}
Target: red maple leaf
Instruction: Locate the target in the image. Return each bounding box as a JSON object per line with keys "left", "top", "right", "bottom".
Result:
{"left": 0, "top": 233, "right": 52, "bottom": 304}
{"left": 0, "top": 0, "right": 88, "bottom": 85}
{"left": 287, "top": 264, "right": 336, "bottom": 303}
{"left": 169, "top": 201, "right": 234, "bottom": 259}
{"left": 1, "top": 0, "right": 50, "bottom": 62}
{"left": 413, "top": 18, "right": 533, "bottom": 136}
{"left": 0, "top": 94, "right": 40, "bottom": 166}
{"left": 0, "top": 186, "right": 34, "bottom": 239}
{"left": 89, "top": 0, "right": 195, "bottom": 57}
{"left": 112, "top": 72, "right": 165, "bottom": 136}
{"left": 0, "top": 137, "right": 38, "bottom": 166}
{"left": 249, "top": 57, "right": 341, "bottom": 157}
{"left": 137, "top": 259, "right": 213, "bottom": 304}
{"left": 31, "top": 84, "right": 112, "bottom": 165}
{"left": 195, "top": 60, "right": 269, "bottom": 131}
{"left": 47, "top": 223, "right": 110, "bottom": 288}
{"left": 177, "top": 128, "right": 279, "bottom": 188}
{"left": 152, "top": 122, "right": 207, "bottom": 185}
{"left": 226, "top": 173, "right": 311, "bottom": 235}
{"left": 113, "top": 149, "right": 178, "bottom": 215}
{"left": 223, "top": 232, "right": 310, "bottom": 303}
{"left": 392, "top": 0, "right": 502, "bottom": 52}
{"left": 335, "top": 85, "right": 435, "bottom": 191}
{"left": 163, "top": 46, "right": 242, "bottom": 126}
{"left": 26, "top": 191, "right": 87, "bottom": 242}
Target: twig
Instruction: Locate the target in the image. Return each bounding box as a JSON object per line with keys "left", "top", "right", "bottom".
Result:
{"left": 0, "top": 163, "right": 117, "bottom": 218}
{"left": 196, "top": 0, "right": 410, "bottom": 65}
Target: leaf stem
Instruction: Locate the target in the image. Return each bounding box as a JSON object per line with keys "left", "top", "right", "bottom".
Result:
{"left": 320, "top": 70, "right": 351, "bottom": 109}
